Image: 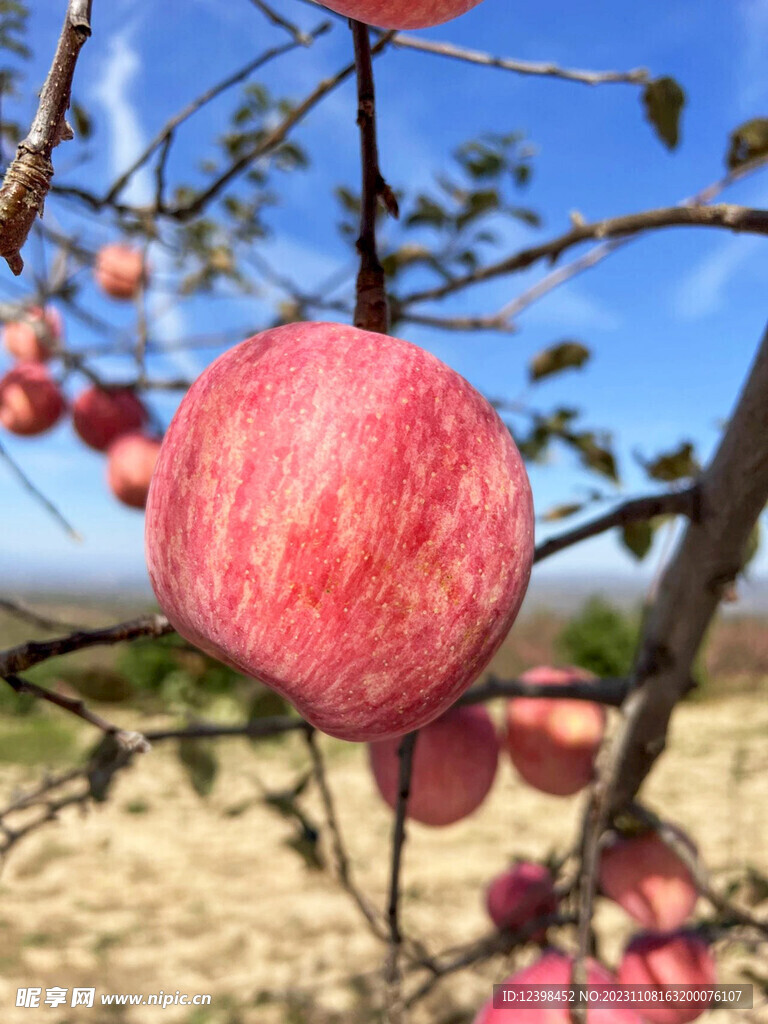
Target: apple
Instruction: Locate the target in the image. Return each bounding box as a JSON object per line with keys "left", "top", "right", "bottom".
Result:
{"left": 504, "top": 666, "right": 606, "bottom": 796}
{"left": 145, "top": 322, "right": 534, "bottom": 741}
{"left": 4, "top": 305, "right": 62, "bottom": 362}
{"left": 618, "top": 930, "right": 716, "bottom": 1024}
{"left": 107, "top": 432, "right": 162, "bottom": 509}
{"left": 473, "top": 949, "right": 645, "bottom": 1023}
{"left": 0, "top": 363, "right": 65, "bottom": 436}
{"left": 369, "top": 704, "right": 498, "bottom": 826}
{"left": 485, "top": 861, "right": 558, "bottom": 934}
{"left": 599, "top": 828, "right": 698, "bottom": 930}
{"left": 317, "top": 0, "right": 484, "bottom": 29}
{"left": 94, "top": 243, "right": 147, "bottom": 300}
{"left": 73, "top": 386, "right": 148, "bottom": 452}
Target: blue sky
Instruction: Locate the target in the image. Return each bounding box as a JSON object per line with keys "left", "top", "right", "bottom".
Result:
{"left": 1, "top": 0, "right": 767, "bottom": 595}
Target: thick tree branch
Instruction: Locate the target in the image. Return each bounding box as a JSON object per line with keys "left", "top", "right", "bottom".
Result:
{"left": 602, "top": 323, "right": 768, "bottom": 812}
{"left": 351, "top": 23, "right": 397, "bottom": 334}
{"left": 533, "top": 486, "right": 699, "bottom": 564}
{"left": 0, "top": 0, "right": 92, "bottom": 274}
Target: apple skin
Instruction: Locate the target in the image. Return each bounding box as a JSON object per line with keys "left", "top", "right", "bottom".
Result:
{"left": 4, "top": 306, "right": 62, "bottom": 362}
{"left": 145, "top": 322, "right": 534, "bottom": 742}
{"left": 473, "top": 949, "right": 645, "bottom": 1024}
{"left": 485, "top": 861, "right": 557, "bottom": 934}
{"left": 369, "top": 704, "right": 498, "bottom": 826}
{"left": 73, "top": 387, "right": 148, "bottom": 452}
{"left": 317, "top": 0, "right": 483, "bottom": 29}
{"left": 504, "top": 666, "right": 606, "bottom": 796}
{"left": 618, "top": 930, "right": 716, "bottom": 1024}
{"left": 107, "top": 432, "right": 162, "bottom": 509}
{"left": 599, "top": 828, "right": 698, "bottom": 931}
{"left": 94, "top": 244, "right": 147, "bottom": 300}
{"left": 0, "top": 363, "right": 65, "bottom": 436}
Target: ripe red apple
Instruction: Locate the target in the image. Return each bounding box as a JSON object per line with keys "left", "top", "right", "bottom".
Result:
{"left": 73, "top": 386, "right": 148, "bottom": 452}
{"left": 473, "top": 949, "right": 645, "bottom": 1023}
{"left": 504, "top": 666, "right": 606, "bottom": 796}
{"left": 317, "top": 0, "right": 483, "bottom": 29}
{"left": 618, "top": 930, "right": 716, "bottom": 1024}
{"left": 145, "top": 322, "right": 534, "bottom": 741}
{"left": 369, "top": 704, "right": 498, "bottom": 826}
{"left": 599, "top": 828, "right": 698, "bottom": 930}
{"left": 94, "top": 243, "right": 147, "bottom": 300}
{"left": 0, "top": 363, "right": 65, "bottom": 436}
{"left": 4, "top": 305, "right": 62, "bottom": 362}
{"left": 107, "top": 432, "right": 162, "bottom": 509}
{"left": 485, "top": 861, "right": 558, "bottom": 934}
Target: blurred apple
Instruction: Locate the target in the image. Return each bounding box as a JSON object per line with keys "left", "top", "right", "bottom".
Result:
{"left": 485, "top": 861, "right": 557, "bottom": 934}
{"left": 145, "top": 322, "right": 534, "bottom": 741}
{"left": 73, "top": 386, "right": 148, "bottom": 452}
{"left": 94, "top": 243, "right": 147, "bottom": 300}
{"left": 599, "top": 827, "right": 698, "bottom": 930}
{"left": 504, "top": 666, "right": 606, "bottom": 796}
{"left": 108, "top": 432, "right": 161, "bottom": 509}
{"left": 369, "top": 704, "right": 498, "bottom": 826}
{"left": 0, "top": 363, "right": 65, "bottom": 436}
{"left": 4, "top": 305, "right": 62, "bottom": 362}
{"left": 473, "top": 949, "right": 644, "bottom": 1023}
{"left": 319, "top": 0, "right": 484, "bottom": 29}
{"left": 618, "top": 930, "right": 716, "bottom": 1024}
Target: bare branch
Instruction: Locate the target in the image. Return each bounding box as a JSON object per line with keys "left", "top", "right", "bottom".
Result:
{"left": 0, "top": 439, "right": 82, "bottom": 542}
{"left": 3, "top": 673, "right": 150, "bottom": 751}
{"left": 0, "top": 598, "right": 86, "bottom": 633}
{"left": 533, "top": 486, "right": 699, "bottom": 564}
{"left": 247, "top": 0, "right": 317, "bottom": 45}
{"left": 384, "top": 731, "right": 417, "bottom": 1021}
{"left": 462, "top": 674, "right": 629, "bottom": 708}
{"left": 351, "top": 23, "right": 398, "bottom": 335}
{"left": 385, "top": 32, "right": 650, "bottom": 87}
{"left": 0, "top": 0, "right": 92, "bottom": 274}
{"left": 401, "top": 203, "right": 768, "bottom": 309}
{"left": 0, "top": 613, "right": 172, "bottom": 677}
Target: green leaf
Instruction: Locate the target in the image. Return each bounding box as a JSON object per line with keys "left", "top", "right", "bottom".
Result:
{"left": 178, "top": 739, "right": 218, "bottom": 797}
{"left": 284, "top": 827, "right": 323, "bottom": 871}
{"left": 640, "top": 441, "right": 699, "bottom": 482}
{"left": 70, "top": 100, "right": 92, "bottom": 140}
{"left": 621, "top": 520, "right": 654, "bottom": 560}
{"left": 643, "top": 76, "right": 686, "bottom": 150}
{"left": 529, "top": 341, "right": 591, "bottom": 382}
{"left": 405, "top": 195, "right": 449, "bottom": 228}
{"left": 727, "top": 117, "right": 768, "bottom": 170}
{"left": 541, "top": 502, "right": 585, "bottom": 523}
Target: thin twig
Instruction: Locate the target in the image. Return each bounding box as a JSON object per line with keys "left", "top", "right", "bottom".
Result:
{"left": 384, "top": 731, "right": 417, "bottom": 1021}
{"left": 462, "top": 674, "right": 629, "bottom": 707}
{"left": 0, "top": 439, "right": 82, "bottom": 541}
{"left": 3, "top": 673, "right": 150, "bottom": 751}
{"left": 0, "top": 597, "right": 86, "bottom": 633}
{"left": 247, "top": 0, "right": 316, "bottom": 45}
{"left": 0, "top": 0, "right": 92, "bottom": 273}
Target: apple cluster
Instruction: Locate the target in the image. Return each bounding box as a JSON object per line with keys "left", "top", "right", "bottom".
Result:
{"left": 0, "top": 244, "right": 161, "bottom": 510}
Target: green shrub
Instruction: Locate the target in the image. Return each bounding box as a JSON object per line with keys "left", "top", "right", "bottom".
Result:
{"left": 557, "top": 597, "right": 639, "bottom": 677}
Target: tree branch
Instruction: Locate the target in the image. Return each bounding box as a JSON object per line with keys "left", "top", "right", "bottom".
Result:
{"left": 0, "top": 0, "right": 92, "bottom": 274}
{"left": 351, "top": 22, "right": 397, "bottom": 334}
{"left": 384, "top": 730, "right": 417, "bottom": 1022}
{"left": 533, "top": 486, "right": 699, "bottom": 564}
{"left": 400, "top": 204, "right": 768, "bottom": 309}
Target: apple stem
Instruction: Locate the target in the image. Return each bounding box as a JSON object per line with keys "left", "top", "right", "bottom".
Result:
{"left": 351, "top": 21, "right": 399, "bottom": 335}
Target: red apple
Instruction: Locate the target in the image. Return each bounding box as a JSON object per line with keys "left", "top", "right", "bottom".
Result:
{"left": 3, "top": 305, "right": 62, "bottom": 362}
{"left": 618, "top": 930, "right": 716, "bottom": 1024}
{"left": 318, "top": 0, "right": 483, "bottom": 29}
{"left": 0, "top": 364, "right": 65, "bottom": 436}
{"left": 504, "top": 666, "right": 606, "bottom": 796}
{"left": 599, "top": 828, "right": 698, "bottom": 930}
{"left": 145, "top": 322, "right": 534, "bottom": 741}
{"left": 73, "top": 386, "right": 148, "bottom": 452}
{"left": 473, "top": 949, "right": 644, "bottom": 1023}
{"left": 94, "top": 243, "right": 147, "bottom": 300}
{"left": 107, "top": 432, "right": 161, "bottom": 509}
{"left": 369, "top": 704, "right": 498, "bottom": 826}
{"left": 486, "top": 861, "right": 558, "bottom": 934}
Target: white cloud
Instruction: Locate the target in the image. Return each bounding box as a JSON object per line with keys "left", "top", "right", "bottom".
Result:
{"left": 92, "top": 28, "right": 198, "bottom": 379}
{"left": 673, "top": 233, "right": 764, "bottom": 320}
